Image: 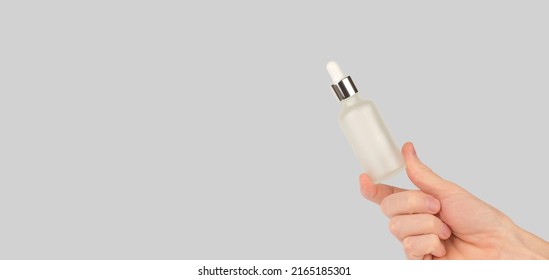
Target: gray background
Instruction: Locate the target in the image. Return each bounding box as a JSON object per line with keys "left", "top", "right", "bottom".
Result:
{"left": 1, "top": 1, "right": 548, "bottom": 259}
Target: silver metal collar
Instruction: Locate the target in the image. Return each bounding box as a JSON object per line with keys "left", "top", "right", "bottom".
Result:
{"left": 331, "top": 76, "right": 358, "bottom": 101}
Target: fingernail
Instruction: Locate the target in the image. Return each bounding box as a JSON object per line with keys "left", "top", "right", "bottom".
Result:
{"left": 410, "top": 143, "right": 417, "bottom": 156}
{"left": 427, "top": 198, "right": 439, "bottom": 213}
{"left": 441, "top": 224, "right": 452, "bottom": 238}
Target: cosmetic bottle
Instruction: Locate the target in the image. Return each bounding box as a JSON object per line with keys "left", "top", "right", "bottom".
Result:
{"left": 327, "top": 61, "right": 404, "bottom": 183}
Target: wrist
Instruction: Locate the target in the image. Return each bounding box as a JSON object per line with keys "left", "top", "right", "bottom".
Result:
{"left": 506, "top": 223, "right": 549, "bottom": 259}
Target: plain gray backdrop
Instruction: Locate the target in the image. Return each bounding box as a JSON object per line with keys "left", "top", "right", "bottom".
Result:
{"left": 1, "top": 1, "right": 548, "bottom": 259}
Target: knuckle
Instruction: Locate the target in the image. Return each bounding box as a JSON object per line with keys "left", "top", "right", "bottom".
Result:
{"left": 388, "top": 218, "right": 400, "bottom": 236}
{"left": 380, "top": 197, "right": 391, "bottom": 216}
{"left": 433, "top": 242, "right": 446, "bottom": 257}
{"left": 427, "top": 234, "right": 439, "bottom": 250}
{"left": 406, "top": 191, "right": 422, "bottom": 213}
{"left": 405, "top": 252, "right": 417, "bottom": 260}
{"left": 408, "top": 166, "right": 433, "bottom": 183}
{"left": 402, "top": 237, "right": 414, "bottom": 252}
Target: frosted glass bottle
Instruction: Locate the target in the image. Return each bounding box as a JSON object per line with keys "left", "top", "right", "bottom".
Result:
{"left": 327, "top": 61, "right": 404, "bottom": 183}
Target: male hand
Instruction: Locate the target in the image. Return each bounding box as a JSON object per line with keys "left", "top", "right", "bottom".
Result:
{"left": 359, "top": 142, "right": 549, "bottom": 259}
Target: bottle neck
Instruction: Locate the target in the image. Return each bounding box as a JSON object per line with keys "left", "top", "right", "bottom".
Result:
{"left": 339, "top": 94, "right": 361, "bottom": 108}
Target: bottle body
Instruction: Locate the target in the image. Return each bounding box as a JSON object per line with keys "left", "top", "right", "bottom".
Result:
{"left": 338, "top": 94, "right": 404, "bottom": 183}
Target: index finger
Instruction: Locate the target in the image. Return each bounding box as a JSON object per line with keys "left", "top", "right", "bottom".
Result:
{"left": 359, "top": 173, "right": 406, "bottom": 205}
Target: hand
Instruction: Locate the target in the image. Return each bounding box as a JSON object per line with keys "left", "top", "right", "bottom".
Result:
{"left": 359, "top": 142, "right": 549, "bottom": 259}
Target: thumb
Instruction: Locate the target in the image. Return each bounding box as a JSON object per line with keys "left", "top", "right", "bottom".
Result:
{"left": 402, "top": 142, "right": 462, "bottom": 198}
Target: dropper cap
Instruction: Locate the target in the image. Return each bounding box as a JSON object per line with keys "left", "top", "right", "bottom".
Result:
{"left": 326, "top": 61, "right": 358, "bottom": 101}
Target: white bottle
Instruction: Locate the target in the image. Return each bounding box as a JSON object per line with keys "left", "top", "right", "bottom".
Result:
{"left": 327, "top": 61, "right": 404, "bottom": 183}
